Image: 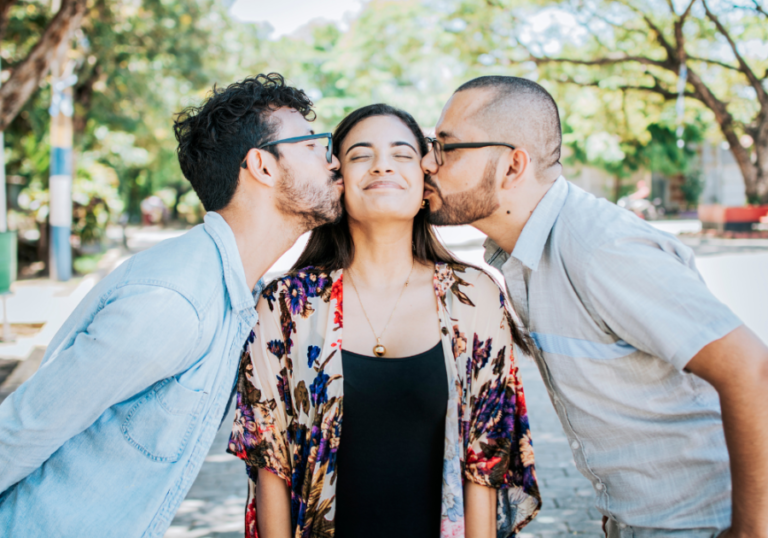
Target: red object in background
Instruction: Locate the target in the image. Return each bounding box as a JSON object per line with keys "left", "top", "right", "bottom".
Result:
{"left": 699, "top": 204, "right": 768, "bottom": 232}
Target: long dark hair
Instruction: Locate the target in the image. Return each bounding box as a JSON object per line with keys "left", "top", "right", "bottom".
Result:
{"left": 291, "top": 103, "right": 533, "bottom": 354}
{"left": 292, "top": 103, "right": 460, "bottom": 271}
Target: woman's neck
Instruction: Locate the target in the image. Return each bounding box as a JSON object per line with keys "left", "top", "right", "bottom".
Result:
{"left": 346, "top": 218, "right": 416, "bottom": 289}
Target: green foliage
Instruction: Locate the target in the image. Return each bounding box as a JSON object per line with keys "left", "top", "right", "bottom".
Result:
{"left": 680, "top": 169, "right": 704, "bottom": 207}
{"left": 73, "top": 252, "right": 105, "bottom": 275}
{"left": 5, "top": 0, "right": 764, "bottom": 261}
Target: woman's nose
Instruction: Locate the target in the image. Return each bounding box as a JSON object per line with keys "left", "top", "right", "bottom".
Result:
{"left": 371, "top": 154, "right": 394, "bottom": 174}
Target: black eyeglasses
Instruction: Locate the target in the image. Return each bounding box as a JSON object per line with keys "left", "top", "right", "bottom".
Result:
{"left": 426, "top": 137, "right": 516, "bottom": 166}
{"left": 241, "top": 132, "right": 334, "bottom": 168}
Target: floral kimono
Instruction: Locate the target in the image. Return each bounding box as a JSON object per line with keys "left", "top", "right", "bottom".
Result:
{"left": 228, "top": 262, "right": 541, "bottom": 538}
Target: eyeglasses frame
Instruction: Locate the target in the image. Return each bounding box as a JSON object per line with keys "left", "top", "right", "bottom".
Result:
{"left": 426, "top": 137, "right": 516, "bottom": 166}
{"left": 241, "top": 132, "right": 334, "bottom": 169}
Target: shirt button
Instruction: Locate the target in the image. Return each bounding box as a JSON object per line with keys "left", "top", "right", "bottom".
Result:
{"left": 570, "top": 440, "right": 580, "bottom": 450}
{"left": 595, "top": 482, "right": 604, "bottom": 491}
{"left": 620, "top": 523, "right": 627, "bottom": 529}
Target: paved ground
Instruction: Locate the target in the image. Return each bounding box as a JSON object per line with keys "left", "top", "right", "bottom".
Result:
{"left": 516, "top": 356, "right": 604, "bottom": 537}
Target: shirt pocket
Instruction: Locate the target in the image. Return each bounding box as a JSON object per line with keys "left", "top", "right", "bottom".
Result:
{"left": 121, "top": 376, "right": 208, "bottom": 463}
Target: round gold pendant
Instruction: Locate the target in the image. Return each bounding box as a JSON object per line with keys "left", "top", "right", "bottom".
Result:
{"left": 373, "top": 344, "right": 386, "bottom": 357}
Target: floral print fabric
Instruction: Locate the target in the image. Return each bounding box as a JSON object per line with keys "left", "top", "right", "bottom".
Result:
{"left": 228, "top": 263, "right": 540, "bottom": 538}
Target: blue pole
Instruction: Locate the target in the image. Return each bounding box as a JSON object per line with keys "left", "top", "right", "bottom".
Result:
{"left": 48, "top": 60, "right": 76, "bottom": 282}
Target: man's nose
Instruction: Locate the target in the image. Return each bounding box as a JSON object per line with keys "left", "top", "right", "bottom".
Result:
{"left": 421, "top": 151, "right": 437, "bottom": 175}
{"left": 328, "top": 154, "right": 340, "bottom": 171}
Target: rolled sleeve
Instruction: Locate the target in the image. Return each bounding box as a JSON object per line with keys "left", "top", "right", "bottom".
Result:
{"left": 583, "top": 237, "right": 742, "bottom": 370}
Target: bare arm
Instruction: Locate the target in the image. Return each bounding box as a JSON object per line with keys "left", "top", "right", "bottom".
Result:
{"left": 686, "top": 325, "right": 768, "bottom": 538}
{"left": 464, "top": 481, "right": 497, "bottom": 538}
{"left": 255, "top": 468, "right": 292, "bottom": 538}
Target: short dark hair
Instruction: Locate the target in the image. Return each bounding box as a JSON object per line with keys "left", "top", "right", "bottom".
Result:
{"left": 456, "top": 76, "right": 562, "bottom": 173}
{"left": 292, "top": 103, "right": 454, "bottom": 271}
{"left": 173, "top": 73, "right": 315, "bottom": 211}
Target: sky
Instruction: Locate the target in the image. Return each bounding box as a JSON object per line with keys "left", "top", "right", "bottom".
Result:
{"left": 229, "top": 0, "right": 365, "bottom": 37}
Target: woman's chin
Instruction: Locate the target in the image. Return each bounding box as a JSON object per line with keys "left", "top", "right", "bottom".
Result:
{"left": 348, "top": 203, "right": 421, "bottom": 223}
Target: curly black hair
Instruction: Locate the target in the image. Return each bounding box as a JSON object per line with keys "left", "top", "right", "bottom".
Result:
{"left": 173, "top": 73, "right": 315, "bottom": 212}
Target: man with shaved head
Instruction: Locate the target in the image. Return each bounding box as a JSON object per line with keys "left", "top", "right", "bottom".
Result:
{"left": 422, "top": 76, "right": 768, "bottom": 538}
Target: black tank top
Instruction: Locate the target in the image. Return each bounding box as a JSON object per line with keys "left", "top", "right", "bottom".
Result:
{"left": 334, "top": 342, "right": 448, "bottom": 538}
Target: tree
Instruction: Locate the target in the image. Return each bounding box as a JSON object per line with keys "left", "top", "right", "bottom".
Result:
{"left": 514, "top": 0, "right": 768, "bottom": 203}
{"left": 0, "top": 0, "right": 88, "bottom": 130}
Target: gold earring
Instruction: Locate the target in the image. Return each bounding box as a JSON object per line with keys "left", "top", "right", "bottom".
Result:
{"left": 421, "top": 199, "right": 428, "bottom": 208}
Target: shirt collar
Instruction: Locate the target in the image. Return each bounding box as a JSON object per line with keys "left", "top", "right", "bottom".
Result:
{"left": 483, "top": 176, "right": 569, "bottom": 272}
{"left": 203, "top": 212, "right": 257, "bottom": 316}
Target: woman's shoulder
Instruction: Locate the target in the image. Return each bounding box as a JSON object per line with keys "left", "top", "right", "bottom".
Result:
{"left": 435, "top": 262, "right": 505, "bottom": 307}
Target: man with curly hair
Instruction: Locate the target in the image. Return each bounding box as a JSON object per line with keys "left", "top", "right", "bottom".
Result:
{"left": 0, "top": 73, "right": 343, "bottom": 537}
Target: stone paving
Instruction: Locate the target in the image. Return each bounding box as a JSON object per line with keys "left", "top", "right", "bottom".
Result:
{"left": 165, "top": 356, "right": 603, "bottom": 538}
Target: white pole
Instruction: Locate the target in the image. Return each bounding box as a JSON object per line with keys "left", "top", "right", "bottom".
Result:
{"left": 1, "top": 295, "right": 13, "bottom": 342}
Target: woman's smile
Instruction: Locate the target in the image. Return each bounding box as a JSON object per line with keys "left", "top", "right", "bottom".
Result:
{"left": 363, "top": 179, "right": 405, "bottom": 190}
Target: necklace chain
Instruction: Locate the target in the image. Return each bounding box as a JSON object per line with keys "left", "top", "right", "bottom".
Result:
{"left": 346, "top": 260, "right": 414, "bottom": 355}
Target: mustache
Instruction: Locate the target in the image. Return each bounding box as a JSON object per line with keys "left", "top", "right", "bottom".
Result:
{"left": 424, "top": 175, "right": 441, "bottom": 194}
{"left": 330, "top": 170, "right": 343, "bottom": 183}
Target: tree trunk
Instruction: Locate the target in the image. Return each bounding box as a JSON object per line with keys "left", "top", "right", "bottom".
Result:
{"left": 753, "top": 112, "right": 768, "bottom": 204}
{"left": 0, "top": 0, "right": 88, "bottom": 131}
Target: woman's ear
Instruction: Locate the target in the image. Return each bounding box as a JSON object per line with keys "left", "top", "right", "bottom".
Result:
{"left": 242, "top": 148, "right": 278, "bottom": 188}
{"left": 500, "top": 148, "right": 530, "bottom": 190}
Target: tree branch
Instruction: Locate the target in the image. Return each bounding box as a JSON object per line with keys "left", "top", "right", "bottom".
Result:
{"left": 582, "top": 9, "right": 647, "bottom": 36}
{"left": 680, "top": 0, "right": 698, "bottom": 22}
{"left": 750, "top": 0, "right": 767, "bottom": 17}
{"left": 0, "top": 0, "right": 88, "bottom": 131}
{"left": 615, "top": 0, "right": 677, "bottom": 61}
{"left": 688, "top": 55, "right": 741, "bottom": 71}
{"left": 555, "top": 74, "right": 690, "bottom": 100}
{"left": 702, "top": 0, "right": 766, "bottom": 105}
{"left": 530, "top": 54, "right": 669, "bottom": 69}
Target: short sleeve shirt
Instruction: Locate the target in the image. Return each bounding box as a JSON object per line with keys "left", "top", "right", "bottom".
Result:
{"left": 484, "top": 177, "right": 742, "bottom": 530}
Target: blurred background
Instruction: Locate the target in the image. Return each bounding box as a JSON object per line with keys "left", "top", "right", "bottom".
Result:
{"left": 0, "top": 1, "right": 766, "bottom": 536}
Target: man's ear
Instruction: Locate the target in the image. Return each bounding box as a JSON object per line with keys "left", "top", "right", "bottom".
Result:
{"left": 243, "top": 148, "right": 279, "bottom": 188}
{"left": 500, "top": 148, "right": 530, "bottom": 190}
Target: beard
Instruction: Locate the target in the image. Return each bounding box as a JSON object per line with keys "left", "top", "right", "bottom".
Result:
{"left": 275, "top": 166, "right": 343, "bottom": 230}
{"left": 426, "top": 156, "right": 500, "bottom": 226}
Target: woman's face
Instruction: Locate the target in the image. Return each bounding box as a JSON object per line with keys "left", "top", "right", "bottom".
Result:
{"left": 339, "top": 115, "right": 425, "bottom": 224}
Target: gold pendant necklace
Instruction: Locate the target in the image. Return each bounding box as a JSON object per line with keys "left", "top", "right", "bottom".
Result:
{"left": 346, "top": 261, "right": 414, "bottom": 357}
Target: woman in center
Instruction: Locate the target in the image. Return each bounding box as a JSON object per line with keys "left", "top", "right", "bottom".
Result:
{"left": 229, "top": 104, "right": 541, "bottom": 538}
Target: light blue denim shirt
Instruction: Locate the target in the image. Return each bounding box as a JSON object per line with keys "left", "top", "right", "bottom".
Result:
{"left": 485, "top": 177, "right": 741, "bottom": 532}
{"left": 0, "top": 212, "right": 261, "bottom": 537}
